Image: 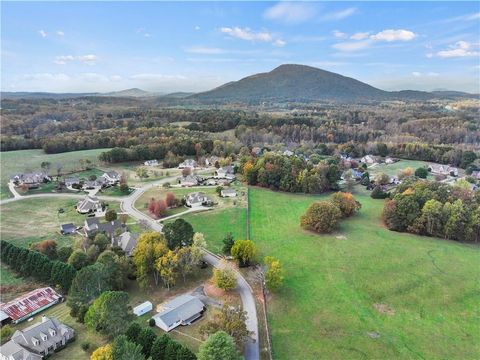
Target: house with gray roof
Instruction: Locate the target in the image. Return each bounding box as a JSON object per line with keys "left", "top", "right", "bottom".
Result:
{"left": 178, "top": 175, "right": 202, "bottom": 187}
{"left": 102, "top": 171, "right": 121, "bottom": 185}
{"left": 178, "top": 159, "right": 198, "bottom": 169}
{"left": 83, "top": 218, "right": 126, "bottom": 240}
{"left": 151, "top": 295, "right": 205, "bottom": 332}
{"left": 75, "top": 196, "right": 103, "bottom": 214}
{"left": 185, "top": 192, "right": 209, "bottom": 207}
{"left": 221, "top": 188, "right": 237, "bottom": 198}
{"left": 0, "top": 316, "right": 74, "bottom": 360}
{"left": 215, "top": 166, "right": 235, "bottom": 180}
{"left": 60, "top": 223, "right": 76, "bottom": 235}
{"left": 113, "top": 232, "right": 138, "bottom": 256}
{"left": 10, "top": 172, "right": 51, "bottom": 189}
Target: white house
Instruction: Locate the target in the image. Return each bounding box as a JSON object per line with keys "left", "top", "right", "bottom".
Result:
{"left": 75, "top": 196, "right": 103, "bottom": 214}
{"left": 428, "top": 164, "right": 458, "bottom": 176}
{"left": 133, "top": 301, "right": 153, "bottom": 317}
{"left": 216, "top": 166, "right": 235, "bottom": 180}
{"left": 361, "top": 155, "right": 379, "bottom": 165}
{"left": 102, "top": 171, "right": 121, "bottom": 185}
{"left": 221, "top": 188, "right": 237, "bottom": 198}
{"left": 385, "top": 157, "right": 395, "bottom": 164}
{"left": 283, "top": 150, "right": 294, "bottom": 157}
{"left": 185, "top": 192, "right": 208, "bottom": 207}
{"left": 144, "top": 160, "right": 158, "bottom": 166}
{"left": 151, "top": 295, "right": 205, "bottom": 332}
{"left": 178, "top": 159, "right": 198, "bottom": 169}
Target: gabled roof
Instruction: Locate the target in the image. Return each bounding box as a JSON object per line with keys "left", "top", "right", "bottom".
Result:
{"left": 114, "top": 232, "right": 138, "bottom": 255}
{"left": 153, "top": 295, "right": 204, "bottom": 328}
{"left": 186, "top": 192, "right": 208, "bottom": 204}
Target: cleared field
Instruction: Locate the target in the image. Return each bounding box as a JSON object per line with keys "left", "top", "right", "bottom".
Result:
{"left": 250, "top": 188, "right": 480, "bottom": 360}
{"left": 0, "top": 197, "right": 121, "bottom": 248}
{"left": 0, "top": 149, "right": 110, "bottom": 199}
{"left": 367, "top": 159, "right": 430, "bottom": 178}
{"left": 189, "top": 187, "right": 480, "bottom": 359}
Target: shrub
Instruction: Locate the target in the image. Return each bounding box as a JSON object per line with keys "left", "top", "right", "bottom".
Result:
{"left": 415, "top": 167, "right": 428, "bottom": 179}
{"left": 212, "top": 267, "right": 237, "bottom": 291}
{"left": 300, "top": 201, "right": 341, "bottom": 233}
{"left": 81, "top": 341, "right": 91, "bottom": 352}
{"left": 149, "top": 318, "right": 156, "bottom": 327}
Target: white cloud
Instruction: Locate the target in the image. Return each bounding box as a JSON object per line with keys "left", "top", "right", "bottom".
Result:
{"left": 412, "top": 71, "right": 440, "bottom": 78}
{"left": 21, "top": 73, "right": 70, "bottom": 81}
{"left": 136, "top": 27, "right": 151, "bottom": 37}
{"left": 38, "top": 30, "right": 47, "bottom": 38}
{"left": 56, "top": 30, "right": 64, "bottom": 36}
{"left": 332, "top": 40, "right": 371, "bottom": 52}
{"left": 110, "top": 75, "right": 122, "bottom": 81}
{"left": 130, "top": 73, "right": 187, "bottom": 81}
{"left": 333, "top": 30, "right": 347, "bottom": 39}
{"left": 220, "top": 27, "right": 286, "bottom": 46}
{"left": 350, "top": 32, "right": 370, "bottom": 40}
{"left": 412, "top": 72, "right": 421, "bottom": 77}
{"left": 194, "top": 26, "right": 200, "bottom": 31}
{"left": 436, "top": 41, "right": 479, "bottom": 58}
{"left": 53, "top": 54, "right": 98, "bottom": 65}
{"left": 264, "top": 2, "right": 316, "bottom": 24}
{"left": 322, "top": 7, "right": 357, "bottom": 21}
{"left": 370, "top": 29, "right": 416, "bottom": 42}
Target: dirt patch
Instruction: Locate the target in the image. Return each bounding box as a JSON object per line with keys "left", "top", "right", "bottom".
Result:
{"left": 373, "top": 303, "right": 395, "bottom": 316}
{"left": 204, "top": 281, "right": 238, "bottom": 305}
{"left": 0, "top": 282, "right": 44, "bottom": 302}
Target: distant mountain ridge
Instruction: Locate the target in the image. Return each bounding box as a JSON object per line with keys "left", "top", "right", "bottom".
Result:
{"left": 191, "top": 64, "right": 478, "bottom": 103}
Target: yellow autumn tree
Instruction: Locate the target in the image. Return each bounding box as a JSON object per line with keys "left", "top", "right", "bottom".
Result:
{"left": 132, "top": 232, "right": 168, "bottom": 288}
{"left": 155, "top": 250, "right": 178, "bottom": 290}
{"left": 90, "top": 344, "right": 113, "bottom": 360}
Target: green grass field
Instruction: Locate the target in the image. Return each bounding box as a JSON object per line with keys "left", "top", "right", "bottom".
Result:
{"left": 188, "top": 187, "right": 480, "bottom": 359}
{"left": 0, "top": 149, "right": 110, "bottom": 199}
{"left": 0, "top": 197, "right": 121, "bottom": 248}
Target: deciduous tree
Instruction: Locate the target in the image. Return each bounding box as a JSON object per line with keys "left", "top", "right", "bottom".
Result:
{"left": 231, "top": 240, "right": 257, "bottom": 267}
{"left": 198, "top": 331, "right": 242, "bottom": 360}
{"left": 300, "top": 201, "right": 341, "bottom": 233}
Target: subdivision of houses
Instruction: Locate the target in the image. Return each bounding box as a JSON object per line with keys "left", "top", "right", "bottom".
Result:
{"left": 428, "top": 164, "right": 458, "bottom": 176}
{"left": 185, "top": 192, "right": 209, "bottom": 207}
{"left": 75, "top": 196, "right": 103, "bottom": 214}
{"left": 151, "top": 295, "right": 205, "bottom": 332}
{"left": 0, "top": 316, "right": 74, "bottom": 360}
{"left": 0, "top": 288, "right": 63, "bottom": 325}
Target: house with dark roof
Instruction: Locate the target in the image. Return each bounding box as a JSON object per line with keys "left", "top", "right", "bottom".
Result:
{"left": 0, "top": 288, "right": 62, "bottom": 325}
{"left": 59, "top": 223, "right": 76, "bottom": 235}
{"left": 83, "top": 218, "right": 126, "bottom": 240}
{"left": 0, "top": 316, "right": 74, "bottom": 359}
{"left": 151, "top": 295, "right": 205, "bottom": 332}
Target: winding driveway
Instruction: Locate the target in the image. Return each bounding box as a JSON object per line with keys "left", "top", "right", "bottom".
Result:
{"left": 1, "top": 171, "right": 260, "bottom": 360}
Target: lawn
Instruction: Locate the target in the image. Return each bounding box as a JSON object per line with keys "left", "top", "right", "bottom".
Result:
{"left": 0, "top": 197, "right": 121, "bottom": 248}
{"left": 189, "top": 187, "right": 480, "bottom": 359}
{"left": 0, "top": 149, "right": 110, "bottom": 199}
{"left": 367, "top": 159, "right": 432, "bottom": 178}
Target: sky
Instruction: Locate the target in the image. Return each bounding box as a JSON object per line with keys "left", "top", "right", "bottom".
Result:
{"left": 2, "top": 1, "right": 479, "bottom": 93}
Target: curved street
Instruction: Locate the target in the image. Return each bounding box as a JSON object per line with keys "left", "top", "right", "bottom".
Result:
{"left": 1, "top": 172, "right": 260, "bottom": 360}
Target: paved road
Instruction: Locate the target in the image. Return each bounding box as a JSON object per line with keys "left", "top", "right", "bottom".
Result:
{"left": 2, "top": 170, "right": 260, "bottom": 360}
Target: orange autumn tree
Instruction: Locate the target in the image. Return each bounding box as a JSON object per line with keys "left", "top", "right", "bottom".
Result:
{"left": 330, "top": 192, "right": 361, "bottom": 218}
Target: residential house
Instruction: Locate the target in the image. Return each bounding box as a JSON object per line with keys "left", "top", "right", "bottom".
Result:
{"left": 75, "top": 196, "right": 103, "bottom": 214}
{"left": 112, "top": 232, "right": 138, "bottom": 256}
{"left": 0, "top": 316, "right": 74, "bottom": 359}
{"left": 63, "top": 176, "right": 80, "bottom": 187}
{"left": 144, "top": 160, "right": 159, "bottom": 166}
{"left": 221, "top": 188, "right": 237, "bottom": 198}
{"left": 178, "top": 159, "right": 198, "bottom": 169}
{"left": 341, "top": 169, "right": 363, "bottom": 180}
{"left": 204, "top": 156, "right": 219, "bottom": 167}
{"left": 11, "top": 172, "right": 51, "bottom": 189}
{"left": 83, "top": 218, "right": 126, "bottom": 240}
{"left": 385, "top": 157, "right": 396, "bottom": 164}
{"left": 283, "top": 150, "right": 294, "bottom": 157}
{"left": 133, "top": 301, "right": 153, "bottom": 317}
{"left": 428, "top": 164, "right": 458, "bottom": 176}
{"left": 59, "top": 223, "right": 76, "bottom": 235}
{"left": 0, "top": 288, "right": 63, "bottom": 325}
{"left": 185, "top": 192, "right": 209, "bottom": 207}
{"left": 215, "top": 166, "right": 235, "bottom": 180}
{"left": 203, "top": 178, "right": 218, "bottom": 186}
{"left": 102, "top": 171, "right": 121, "bottom": 185}
{"left": 360, "top": 155, "right": 379, "bottom": 165}
{"left": 178, "top": 175, "right": 202, "bottom": 187}
{"left": 151, "top": 295, "right": 205, "bottom": 332}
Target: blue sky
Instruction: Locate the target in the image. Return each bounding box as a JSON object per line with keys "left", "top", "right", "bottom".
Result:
{"left": 2, "top": 1, "right": 479, "bottom": 93}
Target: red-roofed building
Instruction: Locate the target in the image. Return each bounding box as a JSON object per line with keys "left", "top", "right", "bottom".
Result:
{"left": 0, "top": 287, "right": 63, "bottom": 325}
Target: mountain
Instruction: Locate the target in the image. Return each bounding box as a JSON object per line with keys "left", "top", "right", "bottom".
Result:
{"left": 1, "top": 91, "right": 99, "bottom": 99}
{"left": 102, "top": 88, "right": 156, "bottom": 97}
{"left": 191, "top": 64, "right": 476, "bottom": 103}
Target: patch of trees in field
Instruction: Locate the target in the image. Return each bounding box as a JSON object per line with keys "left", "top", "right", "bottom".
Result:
{"left": 240, "top": 153, "right": 341, "bottom": 194}
{"left": 383, "top": 180, "right": 480, "bottom": 242}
